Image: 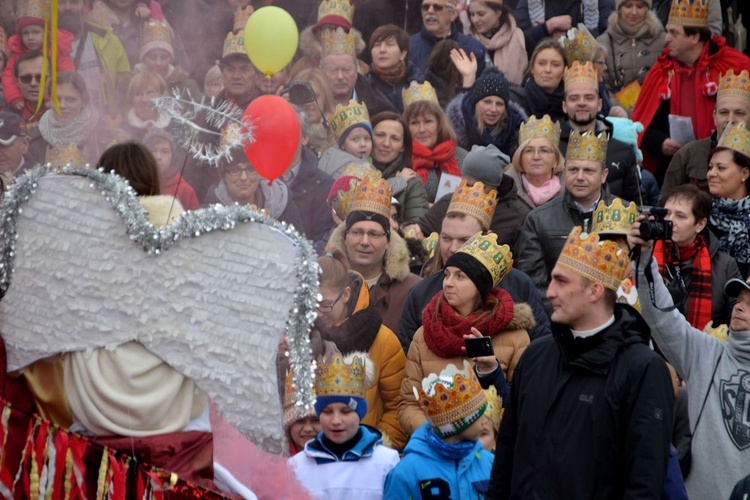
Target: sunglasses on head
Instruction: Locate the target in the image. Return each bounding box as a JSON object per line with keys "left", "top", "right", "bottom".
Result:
{"left": 18, "top": 74, "right": 42, "bottom": 84}
{"left": 420, "top": 2, "right": 450, "bottom": 12}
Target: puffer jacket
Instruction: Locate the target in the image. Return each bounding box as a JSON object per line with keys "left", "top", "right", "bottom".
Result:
{"left": 373, "top": 153, "right": 429, "bottom": 225}
{"left": 597, "top": 12, "right": 666, "bottom": 95}
{"left": 397, "top": 300, "right": 533, "bottom": 435}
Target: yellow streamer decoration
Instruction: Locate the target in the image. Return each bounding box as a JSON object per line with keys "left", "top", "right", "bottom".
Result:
{"left": 63, "top": 448, "right": 73, "bottom": 500}
{"left": 95, "top": 449, "right": 108, "bottom": 500}
{"left": 32, "top": 0, "right": 60, "bottom": 121}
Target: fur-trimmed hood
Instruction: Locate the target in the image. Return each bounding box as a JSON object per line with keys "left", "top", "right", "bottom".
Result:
{"left": 139, "top": 195, "right": 184, "bottom": 228}
{"left": 506, "top": 302, "right": 536, "bottom": 333}
{"left": 446, "top": 91, "right": 529, "bottom": 152}
{"left": 298, "top": 26, "right": 367, "bottom": 61}
{"left": 605, "top": 9, "right": 664, "bottom": 41}
{"left": 326, "top": 222, "right": 412, "bottom": 282}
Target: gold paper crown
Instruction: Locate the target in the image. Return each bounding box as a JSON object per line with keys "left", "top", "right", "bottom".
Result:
{"left": 317, "top": 0, "right": 354, "bottom": 26}
{"left": 483, "top": 386, "right": 503, "bottom": 432}
{"left": 563, "top": 60, "right": 598, "bottom": 89}
{"left": 414, "top": 361, "right": 488, "bottom": 438}
{"left": 283, "top": 369, "right": 316, "bottom": 429}
{"left": 704, "top": 322, "right": 729, "bottom": 342}
{"left": 140, "top": 19, "right": 173, "bottom": 52}
{"left": 557, "top": 226, "right": 630, "bottom": 291}
{"left": 519, "top": 114, "right": 561, "bottom": 147}
{"left": 558, "top": 24, "right": 597, "bottom": 63}
{"left": 566, "top": 130, "right": 608, "bottom": 164}
{"left": 402, "top": 81, "right": 439, "bottom": 108}
{"left": 315, "top": 353, "right": 367, "bottom": 400}
{"left": 86, "top": 1, "right": 118, "bottom": 28}
{"left": 718, "top": 70, "right": 750, "bottom": 102}
{"left": 0, "top": 27, "right": 7, "bottom": 54}
{"left": 45, "top": 143, "right": 85, "bottom": 169}
{"left": 328, "top": 99, "right": 371, "bottom": 140}
{"left": 347, "top": 171, "right": 392, "bottom": 220}
{"left": 447, "top": 180, "right": 498, "bottom": 230}
{"left": 321, "top": 27, "right": 356, "bottom": 57}
{"left": 616, "top": 277, "right": 641, "bottom": 311}
{"left": 668, "top": 0, "right": 709, "bottom": 28}
{"left": 233, "top": 5, "right": 254, "bottom": 32}
{"left": 455, "top": 232, "right": 513, "bottom": 287}
{"left": 717, "top": 121, "right": 750, "bottom": 158}
{"left": 17, "top": 0, "right": 46, "bottom": 19}
{"left": 591, "top": 199, "right": 639, "bottom": 236}
{"left": 222, "top": 31, "right": 247, "bottom": 60}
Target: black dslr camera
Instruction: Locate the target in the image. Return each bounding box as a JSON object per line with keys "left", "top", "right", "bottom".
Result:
{"left": 285, "top": 82, "right": 317, "bottom": 106}
{"left": 638, "top": 206, "right": 673, "bottom": 241}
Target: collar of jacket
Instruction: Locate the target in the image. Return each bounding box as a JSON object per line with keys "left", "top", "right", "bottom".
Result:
{"left": 420, "top": 26, "right": 458, "bottom": 45}
{"left": 728, "top": 328, "right": 750, "bottom": 364}
{"left": 562, "top": 189, "right": 614, "bottom": 226}
{"left": 304, "top": 425, "right": 383, "bottom": 463}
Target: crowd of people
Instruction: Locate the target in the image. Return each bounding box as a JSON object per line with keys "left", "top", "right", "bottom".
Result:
{"left": 0, "top": 0, "right": 750, "bottom": 498}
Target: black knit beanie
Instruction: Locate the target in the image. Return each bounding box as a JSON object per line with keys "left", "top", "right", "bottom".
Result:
{"left": 469, "top": 67, "right": 510, "bottom": 108}
{"left": 444, "top": 252, "right": 493, "bottom": 298}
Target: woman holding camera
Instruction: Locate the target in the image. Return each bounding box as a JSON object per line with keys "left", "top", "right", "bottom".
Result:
{"left": 653, "top": 184, "right": 742, "bottom": 330}
{"left": 397, "top": 233, "right": 532, "bottom": 436}
{"left": 291, "top": 69, "right": 338, "bottom": 156}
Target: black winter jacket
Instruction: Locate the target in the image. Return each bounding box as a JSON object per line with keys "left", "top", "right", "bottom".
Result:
{"left": 366, "top": 64, "right": 423, "bottom": 114}
{"left": 287, "top": 147, "right": 335, "bottom": 244}
{"left": 488, "top": 305, "right": 675, "bottom": 499}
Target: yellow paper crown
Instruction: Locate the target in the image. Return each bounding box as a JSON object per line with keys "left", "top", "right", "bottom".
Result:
{"left": 0, "top": 27, "right": 7, "bottom": 54}
{"left": 566, "top": 130, "right": 608, "bottom": 164}
{"left": 315, "top": 353, "right": 367, "bottom": 400}
{"left": 718, "top": 70, "right": 750, "bottom": 102}
{"left": 85, "top": 1, "right": 119, "bottom": 28}
{"left": 591, "top": 199, "right": 639, "bottom": 236}
{"left": 347, "top": 171, "right": 392, "bottom": 220}
{"left": 402, "top": 81, "right": 439, "bottom": 108}
{"left": 557, "top": 226, "right": 630, "bottom": 291}
{"left": 668, "top": 0, "right": 709, "bottom": 28}
{"left": 564, "top": 60, "right": 598, "bottom": 89}
{"left": 321, "top": 27, "right": 356, "bottom": 57}
{"left": 45, "top": 143, "right": 85, "bottom": 169}
{"left": 455, "top": 232, "right": 513, "bottom": 287}
{"left": 233, "top": 5, "right": 254, "bottom": 32}
{"left": 317, "top": 0, "right": 354, "bottom": 25}
{"left": 222, "top": 31, "right": 247, "bottom": 60}
{"left": 328, "top": 99, "right": 371, "bottom": 140}
{"left": 414, "top": 361, "right": 488, "bottom": 438}
{"left": 519, "top": 114, "right": 561, "bottom": 147}
{"left": 447, "top": 180, "right": 498, "bottom": 230}
{"left": 140, "top": 19, "right": 173, "bottom": 52}
{"left": 283, "top": 369, "right": 316, "bottom": 428}
{"left": 717, "top": 121, "right": 750, "bottom": 158}
{"left": 17, "top": 0, "right": 46, "bottom": 19}
{"left": 704, "top": 322, "right": 729, "bottom": 341}
{"left": 483, "top": 386, "right": 503, "bottom": 432}
{"left": 558, "top": 24, "right": 597, "bottom": 63}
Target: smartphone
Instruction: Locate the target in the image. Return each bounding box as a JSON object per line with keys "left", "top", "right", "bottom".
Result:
{"left": 465, "top": 336, "right": 494, "bottom": 358}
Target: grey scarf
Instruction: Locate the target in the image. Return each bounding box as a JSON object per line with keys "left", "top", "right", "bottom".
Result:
{"left": 38, "top": 105, "right": 97, "bottom": 147}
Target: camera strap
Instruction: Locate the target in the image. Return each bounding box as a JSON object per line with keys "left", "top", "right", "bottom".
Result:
{"left": 634, "top": 246, "right": 680, "bottom": 313}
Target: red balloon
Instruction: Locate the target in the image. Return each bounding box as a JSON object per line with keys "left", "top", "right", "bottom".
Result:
{"left": 242, "top": 95, "right": 301, "bottom": 181}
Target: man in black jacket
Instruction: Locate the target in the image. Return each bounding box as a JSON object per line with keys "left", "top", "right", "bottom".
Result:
{"left": 487, "top": 225, "right": 674, "bottom": 499}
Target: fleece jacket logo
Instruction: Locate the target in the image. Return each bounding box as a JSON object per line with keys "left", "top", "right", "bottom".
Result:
{"left": 721, "top": 369, "right": 750, "bottom": 450}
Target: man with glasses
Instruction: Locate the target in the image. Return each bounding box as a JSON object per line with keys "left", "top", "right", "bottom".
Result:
{"left": 408, "top": 0, "right": 486, "bottom": 79}
{"left": 0, "top": 112, "right": 32, "bottom": 181}
{"left": 325, "top": 173, "right": 421, "bottom": 334}
{"left": 13, "top": 52, "right": 48, "bottom": 124}
{"left": 558, "top": 61, "right": 640, "bottom": 202}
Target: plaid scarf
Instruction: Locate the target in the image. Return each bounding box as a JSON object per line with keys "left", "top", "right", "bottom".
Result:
{"left": 654, "top": 235, "right": 712, "bottom": 330}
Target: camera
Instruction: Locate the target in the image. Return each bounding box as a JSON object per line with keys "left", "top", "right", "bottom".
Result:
{"left": 286, "top": 82, "right": 316, "bottom": 106}
{"left": 638, "top": 206, "right": 673, "bottom": 241}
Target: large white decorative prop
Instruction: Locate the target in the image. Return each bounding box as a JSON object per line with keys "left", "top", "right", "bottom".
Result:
{"left": 0, "top": 167, "right": 318, "bottom": 454}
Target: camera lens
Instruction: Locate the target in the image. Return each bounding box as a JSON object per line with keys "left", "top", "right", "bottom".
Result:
{"left": 288, "top": 83, "right": 316, "bottom": 106}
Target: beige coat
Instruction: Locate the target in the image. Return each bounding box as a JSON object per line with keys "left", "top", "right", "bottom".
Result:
{"left": 397, "top": 303, "right": 534, "bottom": 436}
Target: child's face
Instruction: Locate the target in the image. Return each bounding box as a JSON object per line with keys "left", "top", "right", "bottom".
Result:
{"left": 456, "top": 415, "right": 487, "bottom": 443}
{"left": 319, "top": 402, "right": 360, "bottom": 444}
{"left": 289, "top": 416, "right": 321, "bottom": 450}
{"left": 22, "top": 25, "right": 45, "bottom": 51}
{"left": 477, "top": 415, "right": 496, "bottom": 452}
{"left": 143, "top": 49, "right": 172, "bottom": 77}
{"left": 147, "top": 138, "right": 173, "bottom": 174}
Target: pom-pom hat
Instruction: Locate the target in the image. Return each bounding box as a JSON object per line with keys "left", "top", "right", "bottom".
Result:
{"left": 139, "top": 19, "right": 174, "bottom": 61}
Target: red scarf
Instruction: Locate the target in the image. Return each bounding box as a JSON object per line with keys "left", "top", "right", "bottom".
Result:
{"left": 422, "top": 288, "right": 515, "bottom": 358}
{"left": 411, "top": 140, "right": 461, "bottom": 184}
{"left": 654, "top": 235, "right": 713, "bottom": 330}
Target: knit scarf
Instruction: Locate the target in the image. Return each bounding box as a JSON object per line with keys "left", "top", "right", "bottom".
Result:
{"left": 317, "top": 304, "right": 382, "bottom": 354}
{"left": 422, "top": 288, "right": 515, "bottom": 358}
{"left": 654, "top": 235, "right": 712, "bottom": 330}
{"left": 411, "top": 140, "right": 461, "bottom": 185}
{"left": 39, "top": 105, "right": 97, "bottom": 147}
{"left": 425, "top": 426, "right": 477, "bottom": 460}
{"left": 710, "top": 196, "right": 750, "bottom": 267}
{"left": 370, "top": 60, "right": 407, "bottom": 86}
{"left": 524, "top": 78, "right": 566, "bottom": 124}
{"left": 522, "top": 174, "right": 561, "bottom": 206}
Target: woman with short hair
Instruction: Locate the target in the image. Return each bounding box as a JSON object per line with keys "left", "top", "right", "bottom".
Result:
{"left": 367, "top": 24, "right": 422, "bottom": 114}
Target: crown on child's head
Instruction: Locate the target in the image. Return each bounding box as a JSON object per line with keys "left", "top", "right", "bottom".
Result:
{"left": 315, "top": 352, "right": 367, "bottom": 400}
{"left": 557, "top": 226, "right": 631, "bottom": 291}
{"left": 328, "top": 100, "right": 371, "bottom": 140}
{"left": 447, "top": 179, "right": 498, "bottom": 231}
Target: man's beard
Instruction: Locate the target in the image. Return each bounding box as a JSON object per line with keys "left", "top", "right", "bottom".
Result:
{"left": 569, "top": 112, "right": 596, "bottom": 127}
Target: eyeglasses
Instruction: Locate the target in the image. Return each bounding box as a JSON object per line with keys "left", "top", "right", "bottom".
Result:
{"left": 225, "top": 165, "right": 258, "bottom": 177}
{"left": 593, "top": 59, "right": 607, "bottom": 66}
{"left": 420, "top": 2, "right": 453, "bottom": 12}
{"left": 347, "top": 228, "right": 387, "bottom": 240}
{"left": 317, "top": 289, "right": 345, "bottom": 313}
{"left": 18, "top": 74, "right": 42, "bottom": 84}
{"left": 522, "top": 146, "right": 555, "bottom": 156}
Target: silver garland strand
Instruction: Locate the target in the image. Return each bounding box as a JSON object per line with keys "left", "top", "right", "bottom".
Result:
{"left": 0, "top": 165, "right": 318, "bottom": 413}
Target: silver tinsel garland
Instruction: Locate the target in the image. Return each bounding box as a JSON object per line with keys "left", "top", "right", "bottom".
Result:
{"left": 0, "top": 165, "right": 318, "bottom": 413}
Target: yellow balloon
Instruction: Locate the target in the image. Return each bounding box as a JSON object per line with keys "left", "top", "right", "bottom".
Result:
{"left": 244, "top": 6, "right": 299, "bottom": 77}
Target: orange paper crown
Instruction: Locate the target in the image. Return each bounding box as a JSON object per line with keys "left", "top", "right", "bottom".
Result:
{"left": 315, "top": 353, "right": 367, "bottom": 400}
{"left": 591, "top": 199, "right": 639, "bottom": 236}
{"left": 321, "top": 27, "right": 356, "bottom": 57}
{"left": 668, "top": 0, "right": 709, "bottom": 28}
{"left": 564, "top": 60, "right": 598, "bottom": 89}
{"left": 233, "top": 5, "right": 254, "bottom": 32}
{"left": 414, "top": 361, "right": 488, "bottom": 438}
{"left": 718, "top": 70, "right": 750, "bottom": 102}
{"left": 347, "top": 171, "right": 392, "bottom": 220}
{"left": 717, "top": 121, "right": 750, "bottom": 159}
{"left": 328, "top": 99, "right": 371, "bottom": 140}
{"left": 283, "top": 369, "right": 316, "bottom": 429}
{"left": 222, "top": 31, "right": 247, "bottom": 60}
{"left": 402, "top": 81, "right": 439, "bottom": 108}
{"left": 558, "top": 24, "right": 597, "bottom": 63}
{"left": 519, "top": 114, "right": 561, "bottom": 147}
{"left": 454, "top": 232, "right": 513, "bottom": 287}
{"left": 557, "top": 226, "right": 630, "bottom": 291}
{"left": 317, "top": 0, "right": 354, "bottom": 26}
{"left": 566, "top": 130, "right": 608, "bottom": 164}
{"left": 45, "top": 143, "right": 85, "bottom": 169}
{"left": 447, "top": 180, "right": 498, "bottom": 230}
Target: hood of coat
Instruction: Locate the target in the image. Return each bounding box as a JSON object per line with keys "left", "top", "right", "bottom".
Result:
{"left": 605, "top": 8, "right": 664, "bottom": 42}
{"left": 327, "top": 222, "right": 412, "bottom": 282}
{"left": 505, "top": 302, "right": 537, "bottom": 333}
{"left": 403, "top": 422, "right": 485, "bottom": 459}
